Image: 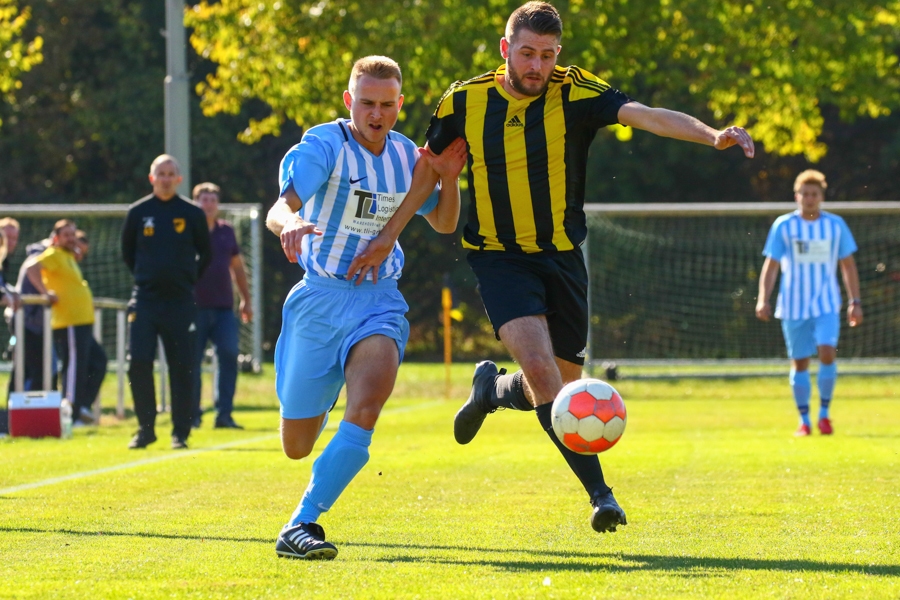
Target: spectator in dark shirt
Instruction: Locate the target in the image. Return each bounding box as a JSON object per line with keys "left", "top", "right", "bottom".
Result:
{"left": 121, "top": 154, "right": 211, "bottom": 450}
{"left": 191, "top": 182, "right": 252, "bottom": 430}
{"left": 0, "top": 218, "right": 21, "bottom": 308}
{"left": 74, "top": 229, "right": 90, "bottom": 262}
{"left": 72, "top": 230, "right": 108, "bottom": 424}
{"left": 0, "top": 218, "right": 18, "bottom": 435}
{"left": 7, "top": 235, "right": 56, "bottom": 397}
{"left": 0, "top": 217, "right": 20, "bottom": 269}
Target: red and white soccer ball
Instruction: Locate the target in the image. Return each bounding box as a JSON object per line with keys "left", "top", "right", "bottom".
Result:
{"left": 551, "top": 378, "right": 627, "bottom": 455}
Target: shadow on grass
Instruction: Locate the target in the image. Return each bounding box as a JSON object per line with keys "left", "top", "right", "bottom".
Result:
{"left": 346, "top": 543, "right": 899, "bottom": 577}
{"left": 211, "top": 447, "right": 281, "bottom": 452}
{"left": 4, "top": 526, "right": 898, "bottom": 578}
{"left": 100, "top": 407, "right": 134, "bottom": 419}
{"left": 196, "top": 428, "right": 277, "bottom": 434}
{"left": 0, "top": 525, "right": 270, "bottom": 544}
{"left": 100, "top": 406, "right": 277, "bottom": 419}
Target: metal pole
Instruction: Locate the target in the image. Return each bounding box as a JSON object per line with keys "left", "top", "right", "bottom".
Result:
{"left": 93, "top": 308, "right": 103, "bottom": 421}
{"left": 250, "top": 207, "right": 262, "bottom": 367}
{"left": 165, "top": 0, "right": 190, "bottom": 196}
{"left": 42, "top": 307, "right": 52, "bottom": 391}
{"left": 116, "top": 308, "right": 126, "bottom": 419}
{"left": 92, "top": 309, "right": 102, "bottom": 342}
{"left": 13, "top": 306, "right": 24, "bottom": 392}
{"left": 442, "top": 286, "right": 452, "bottom": 399}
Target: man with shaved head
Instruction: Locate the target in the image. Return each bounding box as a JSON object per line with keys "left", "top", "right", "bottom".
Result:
{"left": 121, "top": 155, "right": 211, "bottom": 450}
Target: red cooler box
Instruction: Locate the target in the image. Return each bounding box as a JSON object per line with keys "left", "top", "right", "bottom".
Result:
{"left": 9, "top": 391, "right": 63, "bottom": 438}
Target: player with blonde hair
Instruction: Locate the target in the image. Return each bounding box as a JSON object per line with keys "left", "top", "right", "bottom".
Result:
{"left": 121, "top": 154, "right": 211, "bottom": 449}
{"left": 266, "top": 55, "right": 466, "bottom": 559}
{"left": 756, "top": 170, "right": 862, "bottom": 436}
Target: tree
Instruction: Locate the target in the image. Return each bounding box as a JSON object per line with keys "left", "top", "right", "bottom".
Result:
{"left": 0, "top": 1, "right": 297, "bottom": 205}
{"left": 186, "top": 0, "right": 900, "bottom": 161}
{"left": 0, "top": 0, "right": 42, "bottom": 128}
{"left": 2, "top": 0, "right": 896, "bottom": 361}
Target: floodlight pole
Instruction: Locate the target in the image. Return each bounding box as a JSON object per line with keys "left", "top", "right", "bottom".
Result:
{"left": 165, "top": 0, "right": 191, "bottom": 196}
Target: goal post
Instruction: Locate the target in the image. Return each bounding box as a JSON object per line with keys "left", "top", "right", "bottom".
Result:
{"left": 583, "top": 201, "right": 900, "bottom": 378}
{"left": 0, "top": 202, "right": 264, "bottom": 376}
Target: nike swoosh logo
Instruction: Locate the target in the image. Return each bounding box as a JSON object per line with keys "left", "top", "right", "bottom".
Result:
{"left": 349, "top": 176, "right": 367, "bottom": 184}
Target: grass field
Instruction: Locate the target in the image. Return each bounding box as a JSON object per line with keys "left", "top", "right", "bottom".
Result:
{"left": 1, "top": 364, "right": 898, "bottom": 599}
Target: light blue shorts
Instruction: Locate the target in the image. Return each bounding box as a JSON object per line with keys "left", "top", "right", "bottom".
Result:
{"left": 274, "top": 275, "right": 409, "bottom": 419}
{"left": 780, "top": 313, "right": 840, "bottom": 359}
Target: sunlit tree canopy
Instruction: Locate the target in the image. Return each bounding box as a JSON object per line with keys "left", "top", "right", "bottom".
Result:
{"left": 0, "top": 0, "right": 43, "bottom": 128}
{"left": 186, "top": 0, "right": 899, "bottom": 161}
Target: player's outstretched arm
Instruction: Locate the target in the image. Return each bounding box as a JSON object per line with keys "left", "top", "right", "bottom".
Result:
{"left": 423, "top": 138, "right": 467, "bottom": 233}
{"left": 346, "top": 148, "right": 443, "bottom": 284}
{"left": 755, "top": 257, "right": 780, "bottom": 321}
{"left": 618, "top": 102, "right": 755, "bottom": 158}
{"left": 839, "top": 255, "right": 863, "bottom": 327}
{"left": 266, "top": 186, "right": 322, "bottom": 263}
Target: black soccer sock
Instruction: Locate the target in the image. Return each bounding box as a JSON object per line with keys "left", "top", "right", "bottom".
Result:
{"left": 535, "top": 402, "right": 610, "bottom": 499}
{"left": 490, "top": 370, "right": 534, "bottom": 411}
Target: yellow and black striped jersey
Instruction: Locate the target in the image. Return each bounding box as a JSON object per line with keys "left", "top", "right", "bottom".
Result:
{"left": 426, "top": 64, "right": 632, "bottom": 253}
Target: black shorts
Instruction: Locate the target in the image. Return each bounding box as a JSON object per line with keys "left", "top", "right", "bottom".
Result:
{"left": 467, "top": 249, "right": 588, "bottom": 365}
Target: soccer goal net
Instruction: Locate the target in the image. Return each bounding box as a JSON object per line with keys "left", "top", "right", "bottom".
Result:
{"left": 0, "top": 203, "right": 263, "bottom": 368}
{"left": 583, "top": 202, "right": 900, "bottom": 378}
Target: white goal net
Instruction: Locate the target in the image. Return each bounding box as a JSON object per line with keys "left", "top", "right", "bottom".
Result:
{"left": 583, "top": 202, "right": 900, "bottom": 378}
{"left": 0, "top": 203, "right": 263, "bottom": 368}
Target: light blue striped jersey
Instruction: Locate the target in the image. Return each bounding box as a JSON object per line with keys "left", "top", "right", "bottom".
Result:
{"left": 278, "top": 119, "right": 438, "bottom": 281}
{"left": 762, "top": 210, "right": 857, "bottom": 320}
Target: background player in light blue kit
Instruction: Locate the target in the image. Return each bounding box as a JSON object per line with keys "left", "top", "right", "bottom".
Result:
{"left": 265, "top": 55, "right": 466, "bottom": 560}
{"left": 756, "top": 169, "right": 863, "bottom": 437}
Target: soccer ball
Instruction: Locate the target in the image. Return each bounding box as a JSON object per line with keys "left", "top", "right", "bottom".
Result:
{"left": 551, "top": 378, "right": 627, "bottom": 455}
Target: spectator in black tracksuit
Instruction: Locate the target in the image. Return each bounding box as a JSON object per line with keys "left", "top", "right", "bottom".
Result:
{"left": 121, "top": 154, "right": 211, "bottom": 450}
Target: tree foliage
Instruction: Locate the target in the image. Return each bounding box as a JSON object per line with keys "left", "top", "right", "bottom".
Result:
{"left": 0, "top": 0, "right": 897, "bottom": 361}
{"left": 187, "top": 0, "right": 900, "bottom": 160}
{"left": 185, "top": 0, "right": 501, "bottom": 143}
{"left": 0, "top": 0, "right": 42, "bottom": 127}
{"left": 0, "top": 1, "right": 169, "bottom": 201}
{"left": 0, "top": 1, "right": 297, "bottom": 204}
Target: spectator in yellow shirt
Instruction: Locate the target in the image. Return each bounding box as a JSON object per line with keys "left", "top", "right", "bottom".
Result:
{"left": 27, "top": 219, "right": 107, "bottom": 425}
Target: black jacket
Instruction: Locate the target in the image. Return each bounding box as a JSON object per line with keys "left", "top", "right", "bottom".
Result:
{"left": 121, "top": 194, "right": 212, "bottom": 301}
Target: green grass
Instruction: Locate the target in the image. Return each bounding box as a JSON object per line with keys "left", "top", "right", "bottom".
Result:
{"left": 1, "top": 365, "right": 899, "bottom": 599}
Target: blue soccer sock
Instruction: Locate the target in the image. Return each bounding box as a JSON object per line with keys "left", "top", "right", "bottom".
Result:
{"left": 290, "top": 420, "right": 372, "bottom": 526}
{"left": 789, "top": 369, "right": 812, "bottom": 427}
{"left": 819, "top": 398, "right": 832, "bottom": 421}
{"left": 817, "top": 362, "right": 836, "bottom": 419}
